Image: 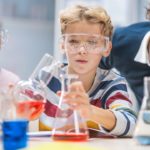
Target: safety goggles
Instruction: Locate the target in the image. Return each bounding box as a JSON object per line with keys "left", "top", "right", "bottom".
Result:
{"left": 61, "top": 33, "right": 109, "bottom": 54}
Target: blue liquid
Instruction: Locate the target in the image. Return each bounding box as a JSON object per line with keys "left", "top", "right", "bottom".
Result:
{"left": 2, "top": 120, "right": 28, "bottom": 150}
{"left": 135, "top": 136, "right": 150, "bottom": 145}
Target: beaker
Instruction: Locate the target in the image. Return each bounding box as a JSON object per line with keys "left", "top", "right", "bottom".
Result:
{"left": 13, "top": 79, "right": 46, "bottom": 121}
{"left": 0, "top": 87, "right": 28, "bottom": 150}
{"left": 13, "top": 53, "right": 61, "bottom": 121}
{"left": 134, "top": 77, "right": 150, "bottom": 145}
{"left": 52, "top": 74, "right": 89, "bottom": 142}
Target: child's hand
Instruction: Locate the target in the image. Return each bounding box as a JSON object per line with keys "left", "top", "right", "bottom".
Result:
{"left": 63, "top": 81, "right": 92, "bottom": 120}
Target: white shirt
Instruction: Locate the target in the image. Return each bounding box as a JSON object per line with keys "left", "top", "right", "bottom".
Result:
{"left": 134, "top": 31, "right": 150, "bottom": 66}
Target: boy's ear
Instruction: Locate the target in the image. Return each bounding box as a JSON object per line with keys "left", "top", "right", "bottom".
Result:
{"left": 102, "top": 42, "right": 112, "bottom": 57}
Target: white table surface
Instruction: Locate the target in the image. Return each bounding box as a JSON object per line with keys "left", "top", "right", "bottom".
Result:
{"left": 27, "top": 137, "right": 150, "bottom": 150}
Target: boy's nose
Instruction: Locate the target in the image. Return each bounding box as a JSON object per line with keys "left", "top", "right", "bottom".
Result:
{"left": 78, "top": 46, "right": 87, "bottom": 54}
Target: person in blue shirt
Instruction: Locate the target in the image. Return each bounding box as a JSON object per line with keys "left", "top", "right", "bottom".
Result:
{"left": 100, "top": 6, "right": 150, "bottom": 106}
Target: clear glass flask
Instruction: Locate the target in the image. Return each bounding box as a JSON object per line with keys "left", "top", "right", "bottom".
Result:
{"left": 52, "top": 74, "right": 89, "bottom": 142}
{"left": 12, "top": 53, "right": 54, "bottom": 121}
{"left": 13, "top": 53, "right": 63, "bottom": 122}
{"left": 134, "top": 77, "right": 150, "bottom": 145}
{"left": 13, "top": 79, "right": 46, "bottom": 121}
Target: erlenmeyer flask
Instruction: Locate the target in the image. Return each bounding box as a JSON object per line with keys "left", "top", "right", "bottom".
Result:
{"left": 52, "top": 74, "right": 89, "bottom": 142}
{"left": 134, "top": 77, "right": 150, "bottom": 145}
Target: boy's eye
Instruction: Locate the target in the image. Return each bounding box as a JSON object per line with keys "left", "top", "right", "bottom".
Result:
{"left": 87, "top": 40, "right": 97, "bottom": 45}
{"left": 68, "top": 39, "right": 79, "bottom": 44}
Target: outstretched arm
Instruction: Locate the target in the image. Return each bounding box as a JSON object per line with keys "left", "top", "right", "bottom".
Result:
{"left": 63, "top": 81, "right": 137, "bottom": 136}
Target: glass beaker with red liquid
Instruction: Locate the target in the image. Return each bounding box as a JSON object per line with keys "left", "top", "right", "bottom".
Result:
{"left": 13, "top": 79, "right": 46, "bottom": 120}
{"left": 52, "top": 74, "right": 89, "bottom": 142}
{"left": 13, "top": 53, "right": 57, "bottom": 121}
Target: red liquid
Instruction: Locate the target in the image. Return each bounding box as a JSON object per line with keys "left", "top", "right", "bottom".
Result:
{"left": 52, "top": 133, "right": 88, "bottom": 142}
{"left": 17, "top": 100, "right": 45, "bottom": 120}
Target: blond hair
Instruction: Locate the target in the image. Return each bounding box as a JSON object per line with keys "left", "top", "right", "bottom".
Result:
{"left": 59, "top": 5, "right": 113, "bottom": 38}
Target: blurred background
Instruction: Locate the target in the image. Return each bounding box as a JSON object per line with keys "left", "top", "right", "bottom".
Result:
{"left": 0, "top": 0, "right": 149, "bottom": 79}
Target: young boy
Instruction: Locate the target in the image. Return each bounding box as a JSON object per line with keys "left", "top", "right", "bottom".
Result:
{"left": 39, "top": 5, "right": 137, "bottom": 136}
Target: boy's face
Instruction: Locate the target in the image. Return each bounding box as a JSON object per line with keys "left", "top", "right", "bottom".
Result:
{"left": 62, "top": 20, "right": 111, "bottom": 75}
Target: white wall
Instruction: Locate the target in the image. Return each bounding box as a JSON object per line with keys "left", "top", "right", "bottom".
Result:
{"left": 0, "top": 18, "right": 54, "bottom": 79}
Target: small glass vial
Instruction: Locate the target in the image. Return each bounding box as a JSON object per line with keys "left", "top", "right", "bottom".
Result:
{"left": 134, "top": 77, "right": 150, "bottom": 145}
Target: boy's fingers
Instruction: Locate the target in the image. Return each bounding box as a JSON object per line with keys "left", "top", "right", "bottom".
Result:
{"left": 69, "top": 81, "right": 85, "bottom": 92}
{"left": 63, "top": 93, "right": 88, "bottom": 105}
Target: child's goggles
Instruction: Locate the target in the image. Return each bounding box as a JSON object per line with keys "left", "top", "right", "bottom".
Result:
{"left": 61, "top": 33, "right": 109, "bottom": 54}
